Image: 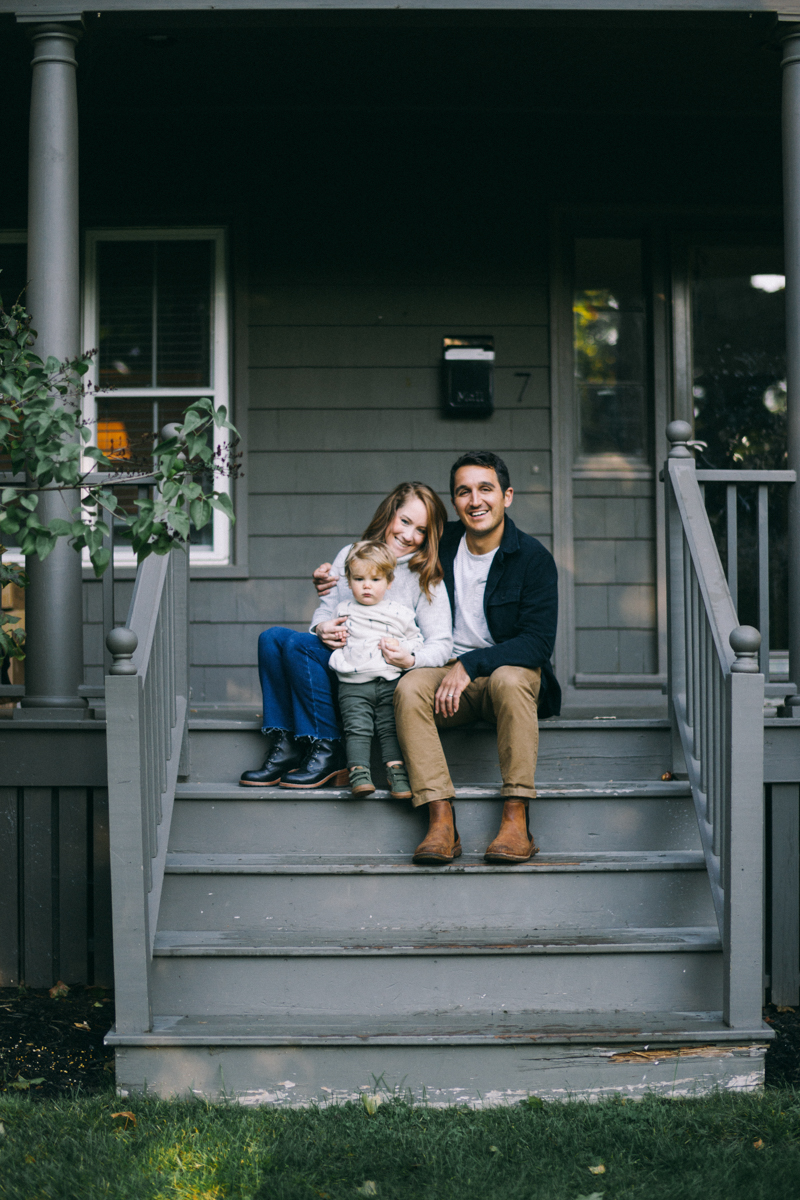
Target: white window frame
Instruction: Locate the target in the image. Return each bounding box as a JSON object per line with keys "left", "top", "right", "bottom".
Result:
{"left": 83, "top": 227, "right": 232, "bottom": 567}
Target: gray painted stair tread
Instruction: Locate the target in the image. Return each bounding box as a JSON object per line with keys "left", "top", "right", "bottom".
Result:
{"left": 175, "top": 780, "right": 692, "bottom": 801}
{"left": 164, "top": 851, "right": 706, "bottom": 874}
{"left": 188, "top": 716, "right": 672, "bottom": 732}
{"left": 153, "top": 926, "right": 721, "bottom": 956}
{"left": 107, "top": 1008, "right": 771, "bottom": 1047}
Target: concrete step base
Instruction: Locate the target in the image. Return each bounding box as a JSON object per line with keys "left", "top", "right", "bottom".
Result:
{"left": 110, "top": 1009, "right": 769, "bottom": 1104}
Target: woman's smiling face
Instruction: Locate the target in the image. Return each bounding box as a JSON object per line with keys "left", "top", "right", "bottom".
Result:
{"left": 385, "top": 497, "right": 428, "bottom": 557}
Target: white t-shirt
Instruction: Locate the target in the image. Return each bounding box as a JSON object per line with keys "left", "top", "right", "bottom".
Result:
{"left": 452, "top": 539, "right": 497, "bottom": 658}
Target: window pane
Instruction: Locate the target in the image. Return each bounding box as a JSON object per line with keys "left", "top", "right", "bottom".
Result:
{"left": 96, "top": 395, "right": 213, "bottom": 547}
{"left": 98, "top": 242, "right": 154, "bottom": 388}
{"left": 690, "top": 244, "right": 787, "bottom": 650}
{"left": 0, "top": 242, "right": 28, "bottom": 312}
{"left": 156, "top": 241, "right": 212, "bottom": 388}
{"left": 691, "top": 245, "right": 786, "bottom": 470}
{"left": 574, "top": 237, "right": 648, "bottom": 458}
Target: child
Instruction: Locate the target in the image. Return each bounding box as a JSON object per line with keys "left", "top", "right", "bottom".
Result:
{"left": 328, "top": 540, "right": 423, "bottom": 798}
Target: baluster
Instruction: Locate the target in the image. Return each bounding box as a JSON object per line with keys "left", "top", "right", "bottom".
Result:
{"left": 711, "top": 655, "right": 721, "bottom": 848}
{"left": 155, "top": 614, "right": 167, "bottom": 804}
{"left": 757, "top": 485, "right": 770, "bottom": 680}
{"left": 698, "top": 610, "right": 707, "bottom": 791}
{"left": 684, "top": 541, "right": 694, "bottom": 729}
{"left": 167, "top": 558, "right": 177, "bottom": 731}
{"left": 144, "top": 665, "right": 157, "bottom": 867}
{"left": 691, "top": 569, "right": 701, "bottom": 760}
{"left": 726, "top": 484, "right": 738, "bottom": 615}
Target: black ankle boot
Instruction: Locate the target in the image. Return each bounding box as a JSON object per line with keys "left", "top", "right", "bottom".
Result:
{"left": 278, "top": 738, "right": 349, "bottom": 789}
{"left": 239, "top": 730, "right": 303, "bottom": 786}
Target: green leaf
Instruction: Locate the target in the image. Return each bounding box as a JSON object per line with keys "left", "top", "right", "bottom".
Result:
{"left": 190, "top": 497, "right": 212, "bottom": 529}
{"left": 47, "top": 518, "right": 73, "bottom": 537}
{"left": 35, "top": 533, "right": 54, "bottom": 560}
{"left": 210, "top": 492, "right": 235, "bottom": 520}
{"left": 1, "top": 488, "right": 17, "bottom": 504}
{"left": 19, "top": 494, "right": 38, "bottom": 511}
{"left": 89, "top": 546, "right": 111, "bottom": 577}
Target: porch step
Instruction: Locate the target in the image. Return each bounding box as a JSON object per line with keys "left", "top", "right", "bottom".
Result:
{"left": 109, "top": 1008, "right": 768, "bottom": 1047}
{"left": 110, "top": 1006, "right": 769, "bottom": 1105}
{"left": 149, "top": 924, "right": 722, "bottom": 1018}
{"left": 185, "top": 718, "right": 672, "bottom": 784}
{"left": 158, "top": 850, "right": 714, "bottom": 934}
{"left": 154, "top": 926, "right": 720, "bottom": 955}
{"left": 170, "top": 780, "right": 700, "bottom": 855}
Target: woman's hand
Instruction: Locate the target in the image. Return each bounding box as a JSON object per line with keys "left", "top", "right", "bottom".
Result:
{"left": 379, "top": 637, "right": 415, "bottom": 670}
{"left": 316, "top": 615, "right": 349, "bottom": 650}
{"left": 434, "top": 660, "right": 471, "bottom": 717}
{"left": 312, "top": 562, "right": 339, "bottom": 597}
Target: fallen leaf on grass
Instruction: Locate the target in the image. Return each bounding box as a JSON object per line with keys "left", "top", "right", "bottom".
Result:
{"left": 356, "top": 1183, "right": 378, "bottom": 1196}
{"left": 588, "top": 1164, "right": 606, "bottom": 1175}
{"left": 488, "top": 1145, "right": 502, "bottom": 1155}
{"left": 111, "top": 1111, "right": 137, "bottom": 1128}
{"left": 0, "top": 1122, "right": 5, "bottom": 1137}
{"left": 48, "top": 980, "right": 69, "bottom": 999}
{"left": 753, "top": 1139, "right": 764, "bottom": 1150}
{"left": 74, "top": 1021, "right": 90, "bottom": 1031}
{"left": 362, "top": 1094, "right": 383, "bottom": 1115}
{"left": 575, "top": 1194, "right": 604, "bottom": 1200}
{"left": 11, "top": 1076, "right": 45, "bottom": 1090}
{"left": 776, "top": 1006, "right": 795, "bottom": 1014}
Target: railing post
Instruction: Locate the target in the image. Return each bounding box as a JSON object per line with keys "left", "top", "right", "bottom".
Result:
{"left": 724, "top": 626, "right": 765, "bottom": 1029}
{"left": 665, "top": 420, "right": 694, "bottom": 777}
{"left": 105, "top": 627, "right": 152, "bottom": 1034}
{"left": 173, "top": 546, "right": 191, "bottom": 776}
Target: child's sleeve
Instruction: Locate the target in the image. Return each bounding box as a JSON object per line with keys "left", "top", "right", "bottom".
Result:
{"left": 399, "top": 609, "right": 425, "bottom": 656}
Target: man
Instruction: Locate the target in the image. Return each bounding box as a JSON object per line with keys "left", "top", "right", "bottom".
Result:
{"left": 393, "top": 450, "right": 560, "bottom": 865}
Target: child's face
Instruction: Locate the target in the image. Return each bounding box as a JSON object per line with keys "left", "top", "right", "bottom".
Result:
{"left": 348, "top": 562, "right": 390, "bottom": 606}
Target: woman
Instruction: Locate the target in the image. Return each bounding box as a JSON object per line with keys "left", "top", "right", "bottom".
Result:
{"left": 240, "top": 482, "right": 453, "bottom": 789}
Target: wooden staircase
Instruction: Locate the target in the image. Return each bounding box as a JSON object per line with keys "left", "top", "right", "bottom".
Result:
{"left": 107, "top": 718, "right": 771, "bottom": 1104}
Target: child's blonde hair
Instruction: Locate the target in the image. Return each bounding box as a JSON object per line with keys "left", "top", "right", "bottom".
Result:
{"left": 344, "top": 540, "right": 396, "bottom": 583}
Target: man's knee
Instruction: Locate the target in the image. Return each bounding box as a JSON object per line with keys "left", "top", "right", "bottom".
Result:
{"left": 487, "top": 665, "right": 541, "bottom": 703}
{"left": 394, "top": 668, "right": 439, "bottom": 712}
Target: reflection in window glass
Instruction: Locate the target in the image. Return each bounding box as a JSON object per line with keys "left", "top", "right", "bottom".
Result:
{"left": 690, "top": 245, "right": 788, "bottom": 651}
{"left": 98, "top": 240, "right": 212, "bottom": 389}
{"left": 574, "top": 237, "right": 648, "bottom": 459}
{"left": 95, "top": 394, "right": 213, "bottom": 548}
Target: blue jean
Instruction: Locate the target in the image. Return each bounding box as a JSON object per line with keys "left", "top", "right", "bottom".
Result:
{"left": 257, "top": 626, "right": 341, "bottom": 740}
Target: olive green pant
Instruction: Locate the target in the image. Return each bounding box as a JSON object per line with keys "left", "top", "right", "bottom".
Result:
{"left": 337, "top": 677, "right": 403, "bottom": 768}
{"left": 393, "top": 664, "right": 542, "bottom": 807}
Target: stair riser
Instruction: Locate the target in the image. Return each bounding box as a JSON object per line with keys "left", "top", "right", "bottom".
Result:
{"left": 114, "top": 1041, "right": 765, "bottom": 1105}
{"left": 187, "top": 726, "right": 671, "bottom": 785}
{"left": 169, "top": 798, "right": 701, "bottom": 855}
{"left": 150, "top": 950, "right": 722, "bottom": 1016}
{"left": 158, "top": 871, "right": 716, "bottom": 932}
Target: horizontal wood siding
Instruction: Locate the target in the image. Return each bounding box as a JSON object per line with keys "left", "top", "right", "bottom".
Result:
{"left": 80, "top": 274, "right": 552, "bottom": 706}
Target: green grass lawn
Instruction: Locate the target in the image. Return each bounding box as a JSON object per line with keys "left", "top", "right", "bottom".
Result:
{"left": 1, "top": 1089, "right": 799, "bottom": 1200}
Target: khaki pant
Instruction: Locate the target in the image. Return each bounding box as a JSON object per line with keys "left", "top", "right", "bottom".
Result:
{"left": 393, "top": 663, "right": 541, "bottom": 807}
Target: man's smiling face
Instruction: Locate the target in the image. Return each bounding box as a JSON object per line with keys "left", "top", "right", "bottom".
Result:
{"left": 452, "top": 465, "right": 513, "bottom": 541}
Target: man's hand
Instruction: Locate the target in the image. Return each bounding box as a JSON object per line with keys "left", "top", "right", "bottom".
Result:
{"left": 312, "top": 562, "right": 339, "bottom": 597}
{"left": 434, "top": 660, "right": 471, "bottom": 718}
{"left": 316, "top": 615, "right": 348, "bottom": 649}
{"left": 380, "top": 637, "right": 415, "bottom": 670}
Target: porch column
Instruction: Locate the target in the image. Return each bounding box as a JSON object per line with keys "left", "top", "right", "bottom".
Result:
{"left": 783, "top": 24, "right": 800, "bottom": 696}
{"left": 17, "top": 20, "right": 87, "bottom": 718}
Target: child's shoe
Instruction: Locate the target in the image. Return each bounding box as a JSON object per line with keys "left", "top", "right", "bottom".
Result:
{"left": 349, "top": 765, "right": 375, "bottom": 797}
{"left": 386, "top": 762, "right": 412, "bottom": 800}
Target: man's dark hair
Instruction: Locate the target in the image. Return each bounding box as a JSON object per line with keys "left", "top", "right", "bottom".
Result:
{"left": 449, "top": 451, "right": 511, "bottom": 499}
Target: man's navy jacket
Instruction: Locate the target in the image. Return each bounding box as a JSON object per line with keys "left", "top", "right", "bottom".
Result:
{"left": 438, "top": 515, "right": 561, "bottom": 719}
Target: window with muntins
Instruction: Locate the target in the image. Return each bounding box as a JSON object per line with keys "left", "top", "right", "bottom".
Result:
{"left": 84, "top": 229, "right": 231, "bottom": 565}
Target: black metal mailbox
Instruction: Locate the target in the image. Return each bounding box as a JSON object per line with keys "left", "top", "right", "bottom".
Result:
{"left": 442, "top": 335, "right": 494, "bottom": 417}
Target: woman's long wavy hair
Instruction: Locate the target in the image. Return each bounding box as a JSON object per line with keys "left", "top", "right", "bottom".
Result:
{"left": 361, "top": 482, "right": 447, "bottom": 602}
